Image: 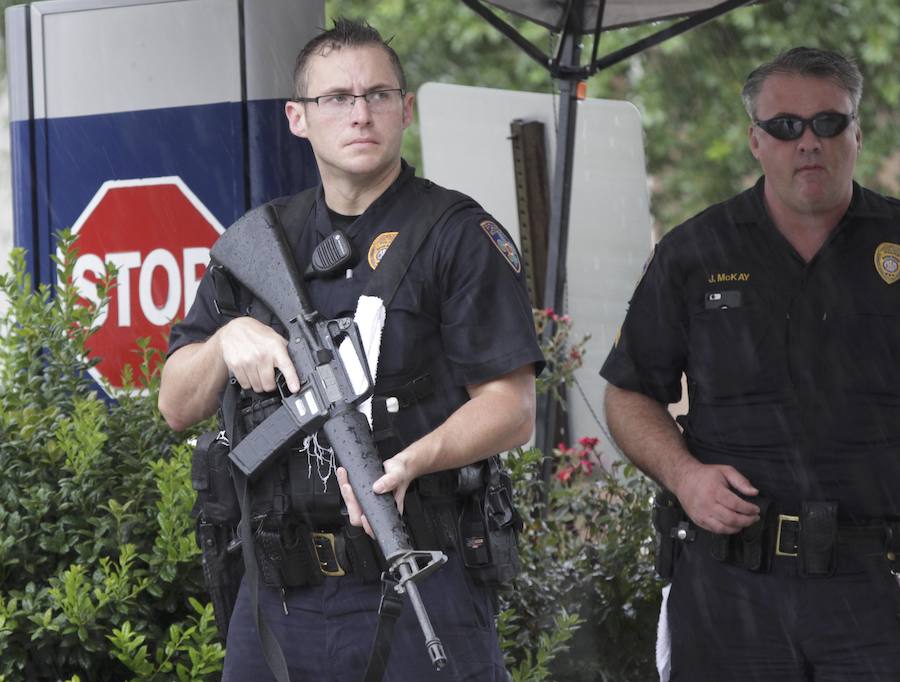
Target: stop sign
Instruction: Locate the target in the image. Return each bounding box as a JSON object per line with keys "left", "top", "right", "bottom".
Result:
{"left": 67, "top": 177, "right": 225, "bottom": 393}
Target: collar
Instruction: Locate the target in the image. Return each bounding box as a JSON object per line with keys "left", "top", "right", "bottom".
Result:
{"left": 311, "top": 160, "right": 416, "bottom": 239}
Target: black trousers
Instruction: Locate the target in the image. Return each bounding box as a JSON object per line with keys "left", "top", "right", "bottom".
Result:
{"left": 668, "top": 544, "right": 900, "bottom": 681}
{"left": 221, "top": 550, "right": 506, "bottom": 682}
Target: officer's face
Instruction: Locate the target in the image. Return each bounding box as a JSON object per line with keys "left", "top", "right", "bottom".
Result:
{"left": 285, "top": 45, "right": 413, "bottom": 186}
{"left": 749, "top": 74, "right": 861, "bottom": 218}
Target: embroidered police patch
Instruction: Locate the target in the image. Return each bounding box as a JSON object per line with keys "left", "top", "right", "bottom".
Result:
{"left": 480, "top": 220, "right": 521, "bottom": 273}
{"left": 875, "top": 242, "right": 900, "bottom": 284}
{"left": 368, "top": 231, "right": 398, "bottom": 269}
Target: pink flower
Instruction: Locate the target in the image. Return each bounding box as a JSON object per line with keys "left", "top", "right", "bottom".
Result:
{"left": 556, "top": 467, "right": 573, "bottom": 483}
{"left": 578, "top": 436, "right": 599, "bottom": 449}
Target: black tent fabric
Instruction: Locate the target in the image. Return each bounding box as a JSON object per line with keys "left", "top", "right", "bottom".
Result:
{"left": 485, "top": 0, "right": 751, "bottom": 33}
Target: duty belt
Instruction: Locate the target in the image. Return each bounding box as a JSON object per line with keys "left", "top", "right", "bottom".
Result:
{"left": 252, "top": 523, "right": 385, "bottom": 588}
{"left": 676, "top": 500, "right": 898, "bottom": 577}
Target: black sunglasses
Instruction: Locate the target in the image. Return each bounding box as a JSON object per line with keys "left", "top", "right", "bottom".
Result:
{"left": 754, "top": 112, "right": 855, "bottom": 141}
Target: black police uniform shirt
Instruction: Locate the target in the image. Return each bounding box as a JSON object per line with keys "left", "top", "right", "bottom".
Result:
{"left": 168, "top": 161, "right": 543, "bottom": 457}
{"left": 601, "top": 178, "right": 900, "bottom": 522}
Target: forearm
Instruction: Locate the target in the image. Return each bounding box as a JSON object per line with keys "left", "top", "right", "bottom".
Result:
{"left": 158, "top": 336, "right": 229, "bottom": 431}
{"left": 604, "top": 383, "right": 698, "bottom": 493}
{"left": 402, "top": 364, "right": 536, "bottom": 479}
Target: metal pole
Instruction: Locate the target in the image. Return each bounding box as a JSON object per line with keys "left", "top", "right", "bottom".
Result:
{"left": 535, "top": 6, "right": 582, "bottom": 470}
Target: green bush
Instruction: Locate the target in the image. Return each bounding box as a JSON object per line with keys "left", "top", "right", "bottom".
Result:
{"left": 0, "top": 235, "right": 660, "bottom": 680}
{"left": 0, "top": 235, "right": 223, "bottom": 680}
{"left": 499, "top": 442, "right": 661, "bottom": 682}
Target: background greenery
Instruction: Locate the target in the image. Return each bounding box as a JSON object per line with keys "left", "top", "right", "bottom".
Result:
{"left": 325, "top": 0, "right": 899, "bottom": 234}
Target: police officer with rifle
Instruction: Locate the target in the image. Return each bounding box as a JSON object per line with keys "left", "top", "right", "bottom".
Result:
{"left": 159, "top": 18, "right": 543, "bottom": 682}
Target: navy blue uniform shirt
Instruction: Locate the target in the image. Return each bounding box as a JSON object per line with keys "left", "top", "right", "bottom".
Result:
{"left": 601, "top": 178, "right": 900, "bottom": 521}
{"left": 169, "top": 162, "right": 543, "bottom": 449}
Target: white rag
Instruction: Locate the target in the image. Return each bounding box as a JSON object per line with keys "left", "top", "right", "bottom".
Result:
{"left": 337, "top": 294, "right": 386, "bottom": 427}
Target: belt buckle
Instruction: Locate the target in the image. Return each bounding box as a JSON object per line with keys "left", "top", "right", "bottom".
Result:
{"left": 311, "top": 532, "right": 346, "bottom": 577}
{"left": 775, "top": 514, "right": 800, "bottom": 557}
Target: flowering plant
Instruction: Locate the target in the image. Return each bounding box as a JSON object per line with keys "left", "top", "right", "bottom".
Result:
{"left": 553, "top": 436, "right": 600, "bottom": 483}
{"left": 533, "top": 307, "right": 590, "bottom": 404}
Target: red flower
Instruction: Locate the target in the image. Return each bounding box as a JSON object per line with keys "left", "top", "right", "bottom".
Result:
{"left": 578, "top": 436, "right": 599, "bottom": 449}
{"left": 556, "top": 467, "right": 573, "bottom": 482}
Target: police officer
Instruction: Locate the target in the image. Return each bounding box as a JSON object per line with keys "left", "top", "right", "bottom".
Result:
{"left": 158, "top": 18, "right": 543, "bottom": 681}
{"left": 601, "top": 47, "right": 900, "bottom": 681}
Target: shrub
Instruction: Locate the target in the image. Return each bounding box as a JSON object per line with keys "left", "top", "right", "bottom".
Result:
{"left": 0, "top": 236, "right": 223, "bottom": 680}
{"left": 499, "top": 442, "right": 661, "bottom": 682}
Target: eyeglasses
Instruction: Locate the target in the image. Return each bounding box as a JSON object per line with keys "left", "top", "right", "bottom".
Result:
{"left": 754, "top": 112, "right": 856, "bottom": 141}
{"left": 295, "top": 88, "right": 405, "bottom": 115}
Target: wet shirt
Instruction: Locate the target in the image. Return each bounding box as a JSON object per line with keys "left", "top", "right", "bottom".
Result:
{"left": 601, "top": 178, "right": 900, "bottom": 520}
{"left": 169, "top": 162, "right": 543, "bottom": 446}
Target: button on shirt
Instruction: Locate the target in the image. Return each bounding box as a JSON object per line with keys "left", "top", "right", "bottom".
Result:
{"left": 601, "top": 178, "right": 900, "bottom": 521}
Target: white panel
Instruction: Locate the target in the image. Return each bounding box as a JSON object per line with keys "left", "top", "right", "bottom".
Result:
{"left": 6, "top": 6, "right": 32, "bottom": 122}
{"left": 419, "top": 82, "right": 653, "bottom": 443}
{"left": 243, "top": 0, "right": 324, "bottom": 101}
{"left": 32, "top": 0, "right": 241, "bottom": 119}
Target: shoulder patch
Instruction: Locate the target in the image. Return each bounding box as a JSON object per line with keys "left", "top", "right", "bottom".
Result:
{"left": 480, "top": 220, "right": 521, "bottom": 273}
{"left": 368, "top": 231, "right": 398, "bottom": 270}
{"left": 875, "top": 242, "right": 900, "bottom": 284}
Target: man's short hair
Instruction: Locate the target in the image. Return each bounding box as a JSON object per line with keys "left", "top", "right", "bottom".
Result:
{"left": 292, "top": 18, "right": 407, "bottom": 100}
{"left": 741, "top": 47, "right": 863, "bottom": 119}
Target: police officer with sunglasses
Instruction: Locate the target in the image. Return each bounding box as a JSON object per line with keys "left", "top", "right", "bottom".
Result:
{"left": 602, "top": 47, "right": 900, "bottom": 681}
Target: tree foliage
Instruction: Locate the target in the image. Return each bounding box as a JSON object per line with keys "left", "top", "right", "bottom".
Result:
{"left": 328, "top": 0, "right": 899, "bottom": 232}
{"left": 0, "top": 236, "right": 223, "bottom": 680}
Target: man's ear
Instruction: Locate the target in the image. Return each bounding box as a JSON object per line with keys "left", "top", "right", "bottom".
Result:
{"left": 285, "top": 100, "right": 308, "bottom": 139}
{"left": 401, "top": 91, "right": 415, "bottom": 130}
{"left": 748, "top": 124, "right": 761, "bottom": 160}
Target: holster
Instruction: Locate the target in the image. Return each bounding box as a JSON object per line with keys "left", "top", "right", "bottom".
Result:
{"left": 798, "top": 501, "right": 839, "bottom": 577}
{"left": 652, "top": 489, "right": 684, "bottom": 580}
{"left": 195, "top": 519, "right": 243, "bottom": 640}
{"left": 191, "top": 430, "right": 241, "bottom": 525}
{"left": 459, "top": 457, "right": 523, "bottom": 588}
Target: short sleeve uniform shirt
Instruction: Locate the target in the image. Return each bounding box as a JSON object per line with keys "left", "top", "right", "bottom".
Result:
{"left": 601, "top": 178, "right": 900, "bottom": 521}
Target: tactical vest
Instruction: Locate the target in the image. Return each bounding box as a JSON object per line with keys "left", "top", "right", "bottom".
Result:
{"left": 202, "top": 178, "right": 521, "bottom": 589}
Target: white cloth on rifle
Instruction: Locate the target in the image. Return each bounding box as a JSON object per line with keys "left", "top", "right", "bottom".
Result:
{"left": 338, "top": 294, "right": 386, "bottom": 427}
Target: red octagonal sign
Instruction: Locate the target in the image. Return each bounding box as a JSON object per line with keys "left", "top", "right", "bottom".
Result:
{"left": 67, "top": 177, "right": 224, "bottom": 393}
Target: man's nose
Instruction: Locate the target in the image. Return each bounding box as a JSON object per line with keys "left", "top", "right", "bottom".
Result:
{"left": 350, "top": 96, "right": 373, "bottom": 124}
{"left": 797, "top": 124, "right": 822, "bottom": 153}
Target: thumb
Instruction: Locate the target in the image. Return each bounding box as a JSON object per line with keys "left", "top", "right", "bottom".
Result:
{"left": 721, "top": 466, "right": 758, "bottom": 497}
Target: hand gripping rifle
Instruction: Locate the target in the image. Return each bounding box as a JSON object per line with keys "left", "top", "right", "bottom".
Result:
{"left": 209, "top": 206, "right": 449, "bottom": 671}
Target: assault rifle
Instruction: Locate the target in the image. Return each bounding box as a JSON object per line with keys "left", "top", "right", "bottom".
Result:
{"left": 209, "top": 206, "right": 449, "bottom": 671}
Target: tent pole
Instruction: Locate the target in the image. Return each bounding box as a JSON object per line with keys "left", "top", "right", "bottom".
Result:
{"left": 535, "top": 0, "right": 582, "bottom": 476}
